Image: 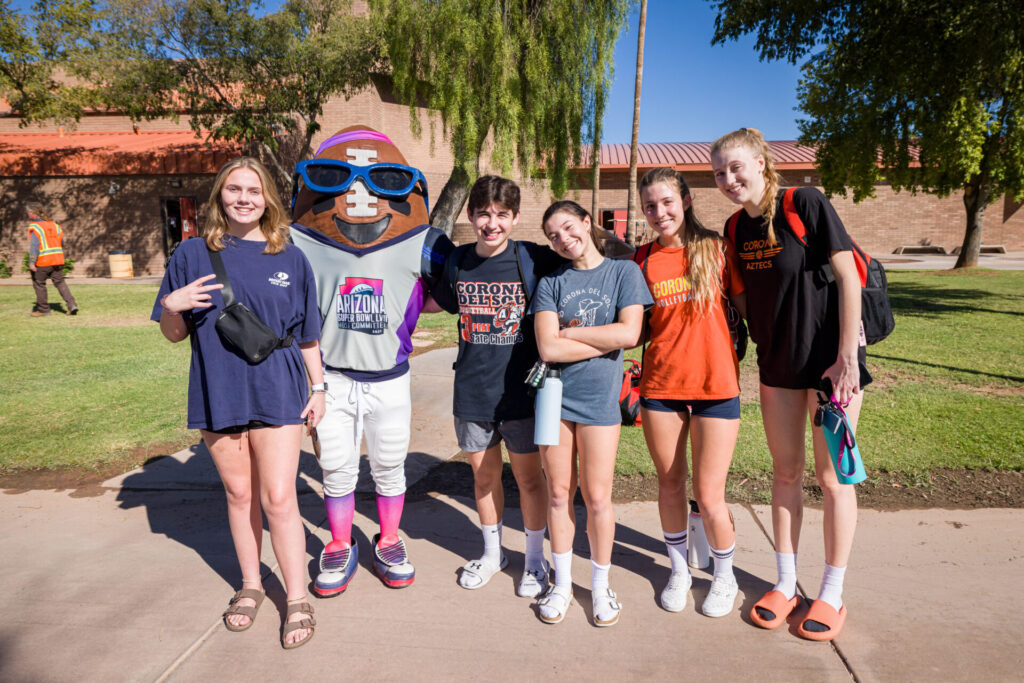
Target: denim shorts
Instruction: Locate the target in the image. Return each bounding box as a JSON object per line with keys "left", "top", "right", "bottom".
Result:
{"left": 639, "top": 396, "right": 741, "bottom": 420}
{"left": 454, "top": 416, "right": 538, "bottom": 455}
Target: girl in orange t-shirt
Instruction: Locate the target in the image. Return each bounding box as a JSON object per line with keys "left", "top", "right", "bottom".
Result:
{"left": 633, "top": 167, "right": 747, "bottom": 618}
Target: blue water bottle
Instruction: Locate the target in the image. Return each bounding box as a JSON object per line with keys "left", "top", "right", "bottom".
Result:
{"left": 533, "top": 367, "right": 563, "bottom": 446}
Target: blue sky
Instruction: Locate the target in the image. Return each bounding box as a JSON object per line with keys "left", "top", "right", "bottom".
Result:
{"left": 601, "top": 1, "right": 804, "bottom": 143}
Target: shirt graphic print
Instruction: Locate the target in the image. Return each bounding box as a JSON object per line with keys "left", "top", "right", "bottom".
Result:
{"left": 337, "top": 277, "right": 387, "bottom": 335}
{"left": 457, "top": 280, "right": 525, "bottom": 346}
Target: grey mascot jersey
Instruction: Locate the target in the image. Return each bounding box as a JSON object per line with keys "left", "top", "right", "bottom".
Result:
{"left": 290, "top": 222, "right": 450, "bottom": 379}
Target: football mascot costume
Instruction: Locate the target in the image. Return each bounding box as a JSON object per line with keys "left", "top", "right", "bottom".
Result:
{"left": 290, "top": 126, "right": 452, "bottom": 595}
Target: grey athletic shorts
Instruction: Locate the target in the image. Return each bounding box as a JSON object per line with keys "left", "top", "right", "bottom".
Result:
{"left": 454, "top": 416, "right": 538, "bottom": 455}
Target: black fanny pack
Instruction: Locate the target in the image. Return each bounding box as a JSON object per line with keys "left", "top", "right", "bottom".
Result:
{"left": 208, "top": 246, "right": 292, "bottom": 364}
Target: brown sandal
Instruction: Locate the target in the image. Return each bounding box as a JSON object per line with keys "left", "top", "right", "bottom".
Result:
{"left": 281, "top": 599, "right": 316, "bottom": 650}
{"left": 223, "top": 588, "right": 266, "bottom": 632}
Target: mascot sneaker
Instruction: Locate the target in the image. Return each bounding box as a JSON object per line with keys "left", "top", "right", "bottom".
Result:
{"left": 372, "top": 533, "right": 415, "bottom": 588}
{"left": 313, "top": 540, "right": 358, "bottom": 598}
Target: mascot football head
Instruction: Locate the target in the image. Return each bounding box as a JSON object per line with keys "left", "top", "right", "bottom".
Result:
{"left": 291, "top": 125, "right": 430, "bottom": 248}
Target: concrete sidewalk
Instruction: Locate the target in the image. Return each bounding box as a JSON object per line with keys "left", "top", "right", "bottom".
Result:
{"left": 1, "top": 347, "right": 1022, "bottom": 682}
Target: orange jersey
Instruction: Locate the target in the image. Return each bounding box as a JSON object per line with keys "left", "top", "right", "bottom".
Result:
{"left": 635, "top": 240, "right": 745, "bottom": 400}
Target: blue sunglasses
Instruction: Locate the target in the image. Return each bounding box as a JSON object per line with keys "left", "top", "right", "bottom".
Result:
{"left": 292, "top": 159, "right": 429, "bottom": 210}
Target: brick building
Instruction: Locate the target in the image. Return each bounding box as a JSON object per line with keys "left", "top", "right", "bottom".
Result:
{"left": 3, "top": 85, "right": 1021, "bottom": 276}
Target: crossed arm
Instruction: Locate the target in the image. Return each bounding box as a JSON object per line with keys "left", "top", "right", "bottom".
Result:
{"left": 534, "top": 304, "right": 646, "bottom": 364}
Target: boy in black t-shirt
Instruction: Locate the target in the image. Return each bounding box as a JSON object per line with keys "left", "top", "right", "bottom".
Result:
{"left": 431, "top": 176, "right": 562, "bottom": 597}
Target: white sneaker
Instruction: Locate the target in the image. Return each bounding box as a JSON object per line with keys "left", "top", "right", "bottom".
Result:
{"left": 702, "top": 576, "right": 739, "bottom": 618}
{"left": 660, "top": 570, "right": 692, "bottom": 612}
{"left": 517, "top": 559, "right": 550, "bottom": 598}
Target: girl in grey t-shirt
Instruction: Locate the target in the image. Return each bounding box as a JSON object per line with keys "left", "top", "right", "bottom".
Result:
{"left": 530, "top": 200, "right": 652, "bottom": 627}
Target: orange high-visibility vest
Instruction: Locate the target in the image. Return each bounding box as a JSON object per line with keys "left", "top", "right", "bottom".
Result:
{"left": 28, "top": 221, "right": 65, "bottom": 267}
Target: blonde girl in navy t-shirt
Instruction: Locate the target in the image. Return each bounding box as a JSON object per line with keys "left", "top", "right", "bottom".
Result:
{"left": 153, "top": 157, "right": 324, "bottom": 649}
{"left": 710, "top": 128, "right": 869, "bottom": 641}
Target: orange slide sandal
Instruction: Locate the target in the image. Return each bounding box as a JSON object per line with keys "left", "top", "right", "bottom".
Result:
{"left": 797, "top": 600, "right": 847, "bottom": 641}
{"left": 750, "top": 590, "right": 801, "bottom": 629}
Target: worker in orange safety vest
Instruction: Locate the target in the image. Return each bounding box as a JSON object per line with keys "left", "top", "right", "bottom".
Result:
{"left": 28, "top": 205, "right": 78, "bottom": 317}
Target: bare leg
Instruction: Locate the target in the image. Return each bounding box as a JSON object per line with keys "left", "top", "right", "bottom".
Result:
{"left": 467, "top": 444, "right": 504, "bottom": 527}
{"left": 809, "top": 389, "right": 861, "bottom": 567}
{"left": 575, "top": 423, "right": 620, "bottom": 566}
{"left": 249, "top": 424, "right": 310, "bottom": 647}
{"left": 640, "top": 407, "right": 689, "bottom": 535}
{"left": 690, "top": 414, "right": 740, "bottom": 551}
{"left": 540, "top": 421, "right": 578, "bottom": 555}
{"left": 759, "top": 384, "right": 810, "bottom": 555}
{"left": 204, "top": 429, "right": 263, "bottom": 630}
{"left": 508, "top": 449, "right": 548, "bottom": 533}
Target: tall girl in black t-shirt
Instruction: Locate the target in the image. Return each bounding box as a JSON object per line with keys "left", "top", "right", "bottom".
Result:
{"left": 156, "top": 157, "right": 325, "bottom": 649}
{"left": 710, "top": 128, "right": 868, "bottom": 641}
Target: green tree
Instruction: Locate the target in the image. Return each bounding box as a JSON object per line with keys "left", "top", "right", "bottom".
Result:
{"left": 89, "top": 0, "right": 381, "bottom": 185}
{"left": 0, "top": 0, "right": 101, "bottom": 124}
{"left": 711, "top": 0, "right": 1024, "bottom": 268}
{"left": 371, "top": 0, "right": 630, "bottom": 236}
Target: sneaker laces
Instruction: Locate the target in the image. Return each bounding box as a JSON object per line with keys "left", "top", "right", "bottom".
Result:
{"left": 708, "top": 577, "right": 736, "bottom": 597}
{"left": 376, "top": 537, "right": 409, "bottom": 566}
{"left": 665, "top": 571, "right": 690, "bottom": 590}
{"left": 320, "top": 545, "right": 351, "bottom": 573}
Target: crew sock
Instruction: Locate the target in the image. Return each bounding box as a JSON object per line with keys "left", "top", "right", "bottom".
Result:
{"left": 664, "top": 530, "right": 688, "bottom": 574}
{"left": 816, "top": 563, "right": 846, "bottom": 612}
{"left": 481, "top": 522, "right": 503, "bottom": 566}
{"left": 710, "top": 542, "right": 736, "bottom": 583}
{"left": 524, "top": 526, "right": 547, "bottom": 570}
{"left": 774, "top": 552, "right": 798, "bottom": 600}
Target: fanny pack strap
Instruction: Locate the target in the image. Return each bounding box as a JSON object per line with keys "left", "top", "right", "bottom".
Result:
{"left": 207, "top": 247, "right": 236, "bottom": 307}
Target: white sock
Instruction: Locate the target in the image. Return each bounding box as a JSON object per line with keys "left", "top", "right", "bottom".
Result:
{"left": 551, "top": 550, "right": 573, "bottom": 590}
{"left": 710, "top": 542, "right": 736, "bottom": 583}
{"left": 816, "top": 563, "right": 846, "bottom": 611}
{"left": 591, "top": 560, "right": 610, "bottom": 594}
{"left": 524, "top": 526, "right": 547, "bottom": 570}
{"left": 481, "top": 522, "right": 502, "bottom": 566}
{"left": 664, "top": 530, "right": 688, "bottom": 574}
{"left": 774, "top": 552, "right": 798, "bottom": 600}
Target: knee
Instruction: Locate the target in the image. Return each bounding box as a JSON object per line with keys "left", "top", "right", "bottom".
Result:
{"left": 261, "top": 484, "right": 298, "bottom": 520}
{"left": 657, "top": 473, "right": 687, "bottom": 499}
{"left": 514, "top": 467, "right": 545, "bottom": 496}
{"left": 817, "top": 475, "right": 855, "bottom": 504}
{"left": 773, "top": 460, "right": 805, "bottom": 487}
{"left": 585, "top": 494, "right": 614, "bottom": 520}
{"left": 547, "top": 483, "right": 572, "bottom": 511}
{"left": 222, "top": 480, "right": 254, "bottom": 509}
{"left": 694, "top": 491, "right": 727, "bottom": 519}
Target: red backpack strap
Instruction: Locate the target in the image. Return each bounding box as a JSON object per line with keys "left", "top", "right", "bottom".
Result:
{"left": 725, "top": 210, "right": 742, "bottom": 245}
{"left": 633, "top": 241, "right": 654, "bottom": 277}
{"left": 849, "top": 239, "right": 869, "bottom": 287}
{"left": 781, "top": 187, "right": 808, "bottom": 245}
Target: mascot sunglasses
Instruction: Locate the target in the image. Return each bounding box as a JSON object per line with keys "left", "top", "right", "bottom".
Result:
{"left": 292, "top": 159, "right": 429, "bottom": 207}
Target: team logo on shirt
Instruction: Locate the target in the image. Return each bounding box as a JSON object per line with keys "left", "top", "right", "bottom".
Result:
{"left": 739, "top": 238, "right": 783, "bottom": 270}
{"left": 268, "top": 271, "right": 291, "bottom": 287}
{"left": 337, "top": 277, "right": 387, "bottom": 335}
{"left": 572, "top": 298, "right": 604, "bottom": 327}
{"left": 456, "top": 281, "right": 525, "bottom": 345}
{"left": 651, "top": 275, "right": 690, "bottom": 307}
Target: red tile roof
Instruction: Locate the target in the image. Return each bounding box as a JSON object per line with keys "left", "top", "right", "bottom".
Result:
{"left": 579, "top": 141, "right": 818, "bottom": 170}
{"left": 0, "top": 130, "right": 242, "bottom": 176}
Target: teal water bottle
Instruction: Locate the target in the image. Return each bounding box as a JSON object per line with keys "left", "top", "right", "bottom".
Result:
{"left": 533, "top": 367, "right": 562, "bottom": 446}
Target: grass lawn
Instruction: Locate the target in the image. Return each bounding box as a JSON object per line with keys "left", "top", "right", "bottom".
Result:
{"left": 1, "top": 269, "right": 1022, "bottom": 479}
